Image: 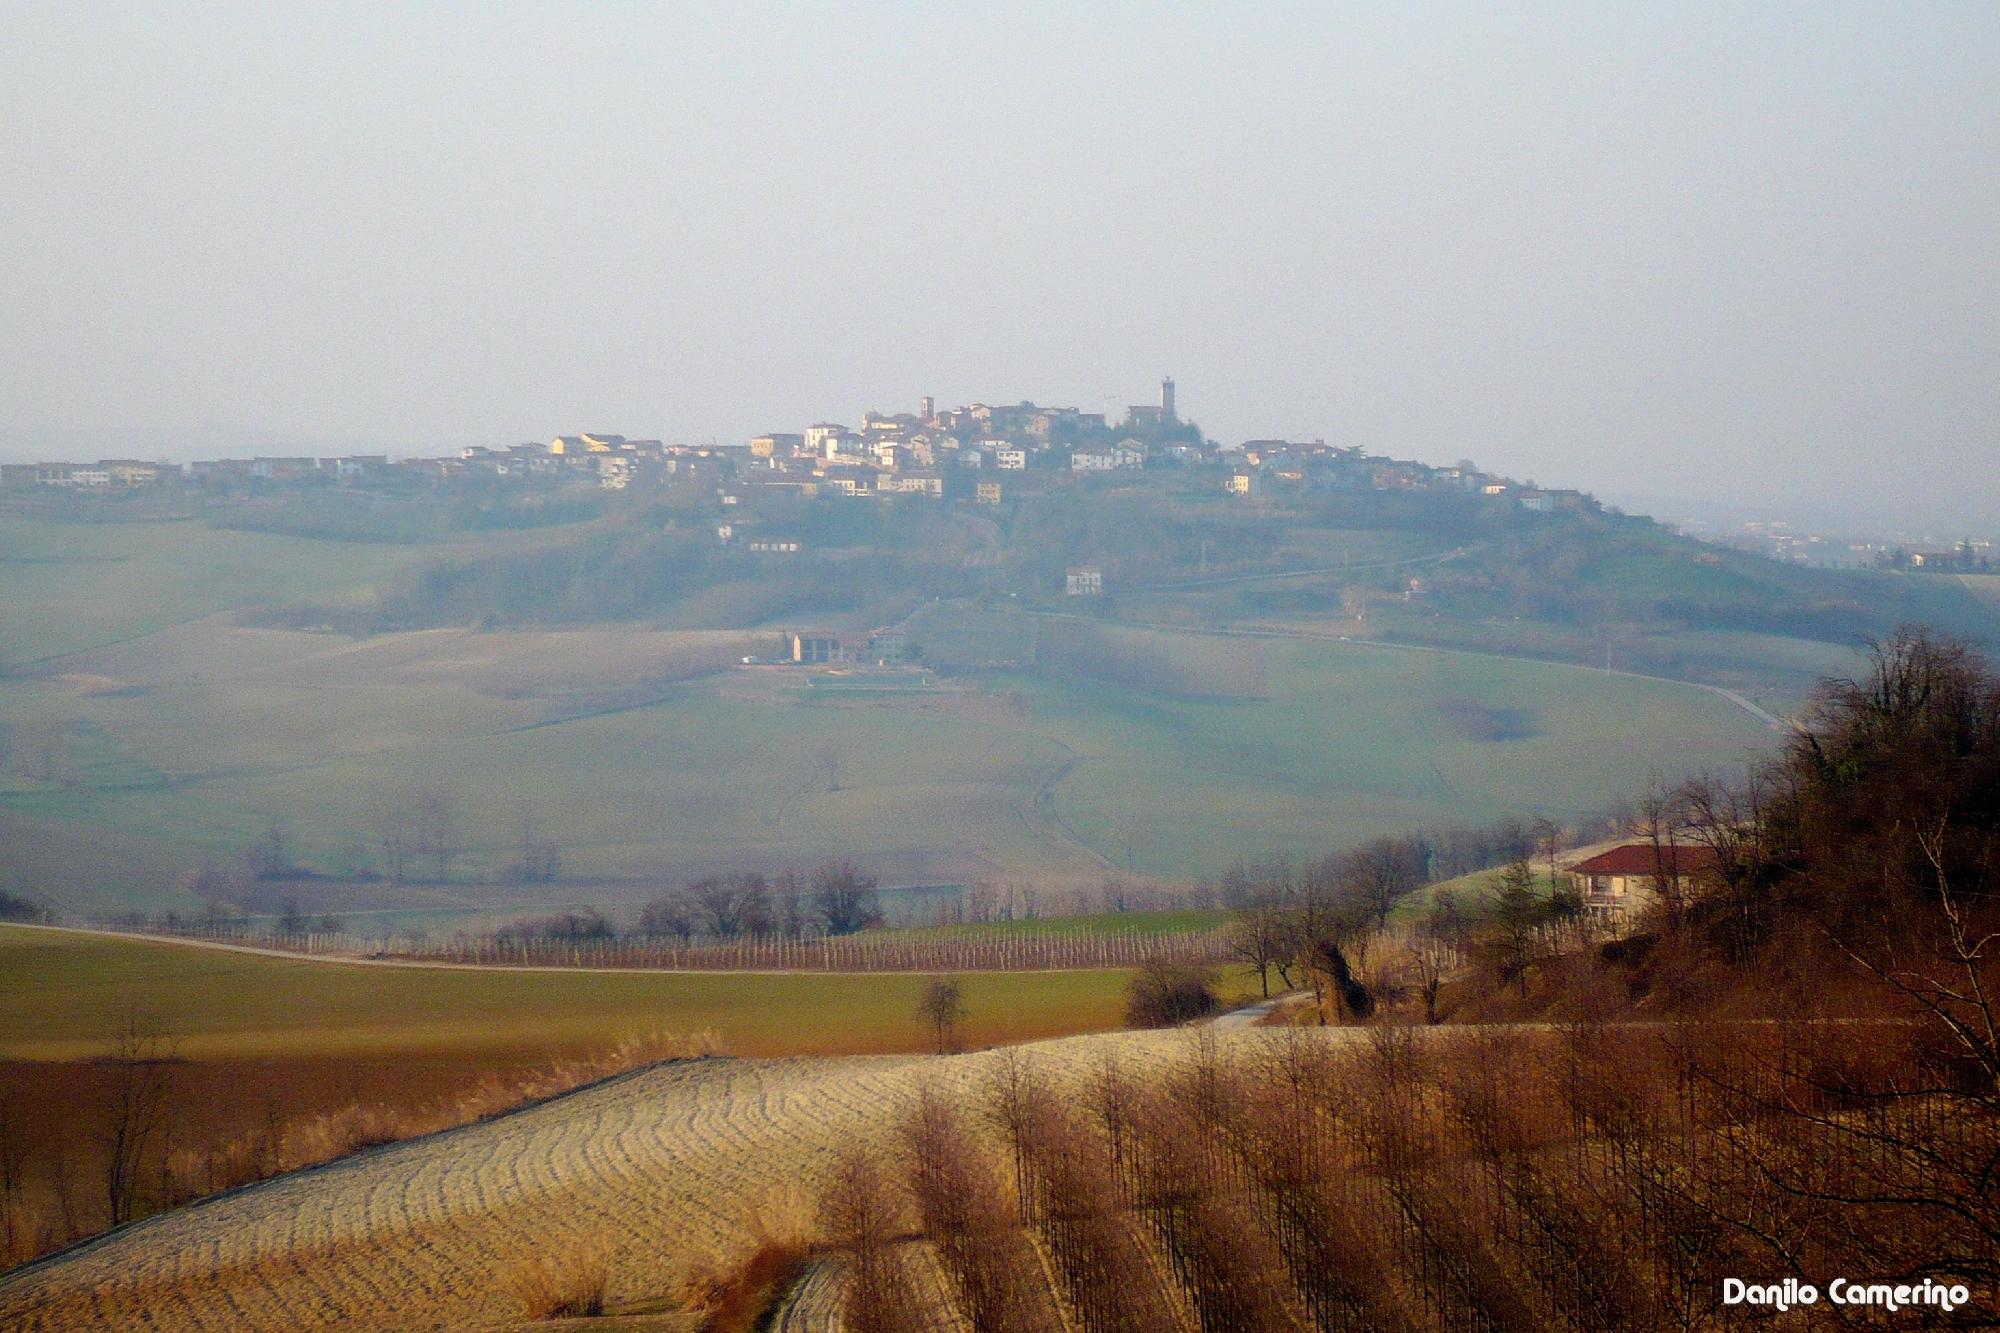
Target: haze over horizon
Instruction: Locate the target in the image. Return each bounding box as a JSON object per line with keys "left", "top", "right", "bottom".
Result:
{"left": 4, "top": 3, "right": 1996, "bottom": 530}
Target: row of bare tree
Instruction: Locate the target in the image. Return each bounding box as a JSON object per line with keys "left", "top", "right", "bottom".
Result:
{"left": 812, "top": 1007, "right": 1995, "bottom": 1331}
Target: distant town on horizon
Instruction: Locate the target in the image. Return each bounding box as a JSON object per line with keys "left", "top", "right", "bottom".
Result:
{"left": 5, "top": 377, "right": 1991, "bottom": 574}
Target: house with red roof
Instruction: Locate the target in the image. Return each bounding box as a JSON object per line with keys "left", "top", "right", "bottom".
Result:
{"left": 1566, "top": 842, "right": 1719, "bottom": 919}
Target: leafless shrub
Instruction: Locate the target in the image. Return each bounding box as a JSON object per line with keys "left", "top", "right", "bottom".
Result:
{"left": 97, "top": 1011, "right": 179, "bottom": 1227}
{"left": 508, "top": 1248, "right": 609, "bottom": 1319}
{"left": 916, "top": 976, "right": 967, "bottom": 1054}
{"left": 901, "top": 1085, "right": 1050, "bottom": 1332}
{"left": 1006, "top": 1086, "right": 1179, "bottom": 1333}
{"left": 0, "top": 1090, "right": 25, "bottom": 1264}
{"left": 1124, "top": 1057, "right": 1295, "bottom": 1332}
{"left": 819, "top": 1146, "right": 921, "bottom": 1333}
{"left": 1125, "top": 959, "right": 1220, "bottom": 1027}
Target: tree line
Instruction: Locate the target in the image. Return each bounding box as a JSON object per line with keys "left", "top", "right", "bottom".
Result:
{"left": 484, "top": 861, "right": 886, "bottom": 947}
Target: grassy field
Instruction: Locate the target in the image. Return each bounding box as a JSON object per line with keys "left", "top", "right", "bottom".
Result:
{"left": 0, "top": 515, "right": 1792, "bottom": 916}
{"left": 0, "top": 515, "right": 425, "bottom": 668}
{"left": 0, "top": 608, "right": 1776, "bottom": 913}
{"left": 1365, "top": 612, "right": 1866, "bottom": 716}
{"left": 0, "top": 924, "right": 1151, "bottom": 1061}
{"left": 1011, "top": 633, "right": 1769, "bottom": 872}
{"left": 0, "top": 923, "right": 1184, "bottom": 1275}
{"left": 1961, "top": 573, "right": 2000, "bottom": 614}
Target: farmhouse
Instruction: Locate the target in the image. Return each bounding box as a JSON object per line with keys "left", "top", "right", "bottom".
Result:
{"left": 784, "top": 631, "right": 846, "bottom": 664}
{"left": 1066, "top": 565, "right": 1103, "bottom": 596}
{"left": 1566, "top": 843, "right": 1719, "bottom": 918}
{"left": 865, "top": 627, "right": 906, "bottom": 662}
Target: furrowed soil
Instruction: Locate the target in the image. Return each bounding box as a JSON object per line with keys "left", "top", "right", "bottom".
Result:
{"left": 0, "top": 1028, "right": 1320, "bottom": 1330}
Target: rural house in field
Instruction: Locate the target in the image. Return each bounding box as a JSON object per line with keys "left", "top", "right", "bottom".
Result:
{"left": 865, "top": 627, "right": 906, "bottom": 663}
{"left": 1066, "top": 565, "right": 1104, "bottom": 596}
{"left": 1566, "top": 843, "right": 1719, "bottom": 919}
{"left": 784, "top": 632, "right": 846, "bottom": 664}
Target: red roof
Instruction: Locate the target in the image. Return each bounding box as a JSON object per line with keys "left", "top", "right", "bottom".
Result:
{"left": 1569, "top": 844, "right": 1719, "bottom": 876}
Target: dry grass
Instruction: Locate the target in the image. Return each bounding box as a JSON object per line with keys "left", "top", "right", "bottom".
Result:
{"left": 509, "top": 1248, "right": 610, "bottom": 1320}
{"left": 677, "top": 1182, "right": 819, "bottom": 1329}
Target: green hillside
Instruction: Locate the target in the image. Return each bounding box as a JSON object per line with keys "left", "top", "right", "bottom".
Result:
{"left": 0, "top": 516, "right": 424, "bottom": 667}
{"left": 0, "top": 924, "right": 1141, "bottom": 1060}
{"left": 2, "top": 497, "right": 1981, "bottom": 917}
{"left": 0, "top": 612, "right": 1770, "bottom": 914}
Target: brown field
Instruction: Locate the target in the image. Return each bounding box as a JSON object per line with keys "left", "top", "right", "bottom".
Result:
{"left": 9, "top": 1010, "right": 1975, "bottom": 1331}
{"left": 0, "top": 1027, "right": 1271, "bottom": 1330}
{"left": 0, "top": 1040, "right": 712, "bottom": 1273}
{"left": 0, "top": 926, "right": 1158, "bottom": 1278}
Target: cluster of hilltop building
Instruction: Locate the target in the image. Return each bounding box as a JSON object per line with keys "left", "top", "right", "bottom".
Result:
{"left": 728, "top": 378, "right": 1201, "bottom": 503}
{"left": 0, "top": 378, "right": 1594, "bottom": 516}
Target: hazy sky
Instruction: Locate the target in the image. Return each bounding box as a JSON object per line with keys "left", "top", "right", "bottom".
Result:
{"left": 3, "top": 3, "right": 1995, "bottom": 528}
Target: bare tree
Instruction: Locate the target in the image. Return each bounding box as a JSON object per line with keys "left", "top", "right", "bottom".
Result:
{"left": 917, "top": 977, "right": 968, "bottom": 1054}
{"left": 373, "top": 797, "right": 411, "bottom": 885}
{"left": 98, "top": 1011, "right": 178, "bottom": 1227}
{"left": 1637, "top": 776, "right": 1690, "bottom": 931}
{"left": 733, "top": 872, "right": 773, "bottom": 938}
{"left": 638, "top": 887, "right": 700, "bottom": 943}
{"left": 1678, "top": 771, "right": 1770, "bottom": 959}
{"left": 813, "top": 860, "right": 881, "bottom": 936}
{"left": 1532, "top": 816, "right": 1566, "bottom": 896}
{"left": 817, "top": 738, "right": 847, "bottom": 793}
{"left": 179, "top": 863, "right": 248, "bottom": 919}
{"left": 0, "top": 1090, "right": 25, "bottom": 1262}
{"left": 688, "top": 877, "right": 743, "bottom": 938}
{"left": 964, "top": 879, "right": 998, "bottom": 925}
{"left": 507, "top": 807, "right": 560, "bottom": 883}
{"left": 1125, "top": 960, "right": 1221, "bottom": 1027}
{"left": 819, "top": 1146, "right": 917, "bottom": 1333}
{"left": 1342, "top": 835, "right": 1423, "bottom": 931}
{"left": 772, "top": 868, "right": 810, "bottom": 939}
{"left": 410, "top": 782, "right": 459, "bottom": 883}
{"left": 1229, "top": 903, "right": 1286, "bottom": 998}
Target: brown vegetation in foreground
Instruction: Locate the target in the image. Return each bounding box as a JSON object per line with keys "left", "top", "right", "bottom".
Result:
{"left": 509, "top": 1248, "right": 610, "bottom": 1320}
{"left": 783, "top": 1010, "right": 1992, "bottom": 1330}
{"left": 0, "top": 1033, "right": 710, "bottom": 1271}
{"left": 782, "top": 628, "right": 1999, "bottom": 1327}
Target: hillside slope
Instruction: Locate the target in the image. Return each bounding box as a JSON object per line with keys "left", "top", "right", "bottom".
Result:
{"left": 0, "top": 1027, "right": 1322, "bottom": 1330}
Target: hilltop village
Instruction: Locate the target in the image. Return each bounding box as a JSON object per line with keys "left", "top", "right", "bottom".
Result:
{"left": 0, "top": 380, "right": 1594, "bottom": 518}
